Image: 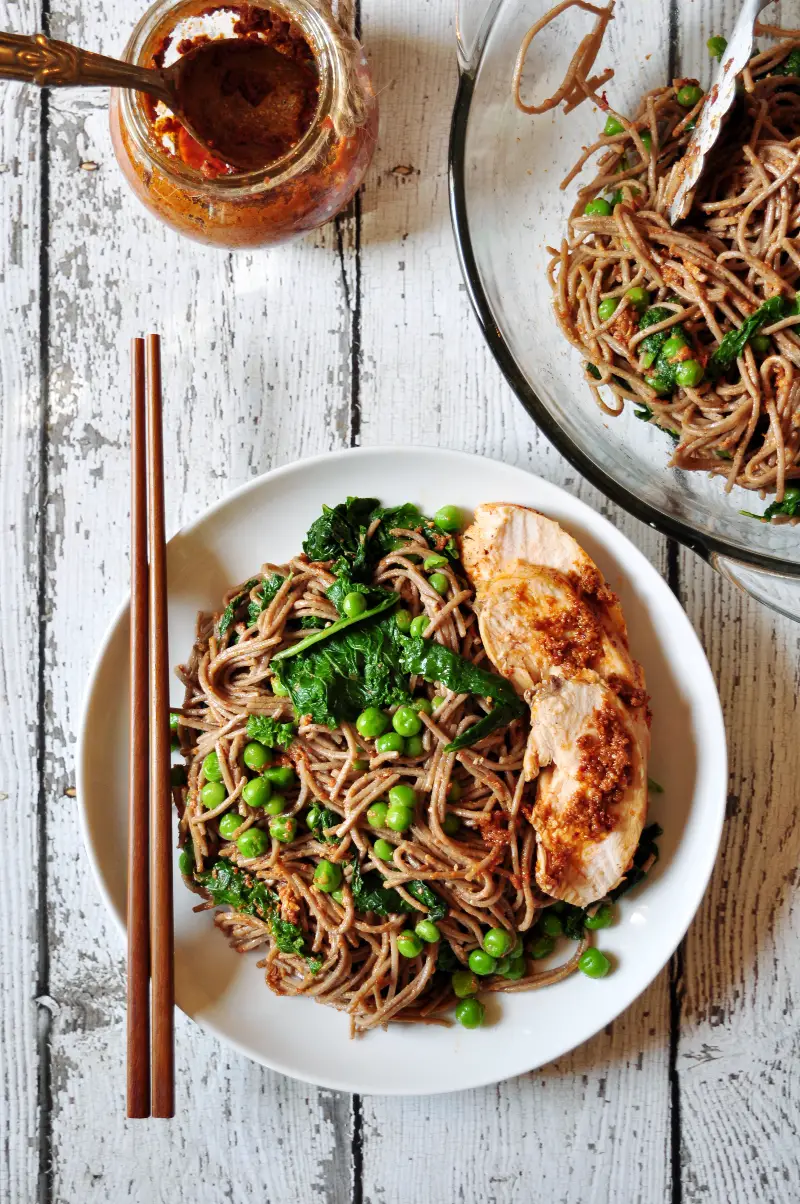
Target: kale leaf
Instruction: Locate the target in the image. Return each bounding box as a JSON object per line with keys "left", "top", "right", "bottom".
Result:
{"left": 399, "top": 636, "right": 525, "bottom": 751}
{"left": 307, "top": 806, "right": 341, "bottom": 845}
{"left": 742, "top": 484, "right": 800, "bottom": 522}
{"left": 707, "top": 296, "right": 787, "bottom": 379}
{"left": 349, "top": 856, "right": 413, "bottom": 916}
{"left": 272, "top": 593, "right": 399, "bottom": 666}
{"left": 435, "top": 942, "right": 461, "bottom": 973}
{"left": 638, "top": 306, "right": 677, "bottom": 369}
{"left": 197, "top": 858, "right": 320, "bottom": 971}
{"left": 405, "top": 880, "right": 447, "bottom": 921}
{"left": 326, "top": 560, "right": 397, "bottom": 616}
{"left": 247, "top": 573, "right": 286, "bottom": 625}
{"left": 217, "top": 578, "right": 259, "bottom": 637}
{"left": 302, "top": 496, "right": 457, "bottom": 582}
{"left": 561, "top": 904, "right": 589, "bottom": 941}
{"left": 773, "top": 48, "right": 800, "bottom": 75}
{"left": 246, "top": 714, "right": 296, "bottom": 749}
{"left": 300, "top": 615, "right": 327, "bottom": 629}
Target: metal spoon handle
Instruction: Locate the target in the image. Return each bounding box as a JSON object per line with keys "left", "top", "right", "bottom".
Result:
{"left": 0, "top": 32, "right": 171, "bottom": 103}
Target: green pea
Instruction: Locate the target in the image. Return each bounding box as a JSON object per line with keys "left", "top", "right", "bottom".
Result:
{"left": 442, "top": 813, "right": 460, "bottom": 836}
{"left": 431, "top": 696, "right": 444, "bottom": 710}
{"left": 305, "top": 804, "right": 321, "bottom": 828}
{"left": 579, "top": 947, "right": 612, "bottom": 978}
{"left": 428, "top": 572, "right": 449, "bottom": 596}
{"left": 640, "top": 130, "right": 652, "bottom": 151}
{"left": 415, "top": 919, "right": 440, "bottom": 943}
{"left": 271, "top": 678, "right": 290, "bottom": 697}
{"left": 269, "top": 815, "right": 297, "bottom": 844}
{"left": 376, "top": 731, "right": 405, "bottom": 755}
{"left": 677, "top": 83, "right": 703, "bottom": 109}
{"left": 751, "top": 334, "right": 771, "bottom": 355}
{"left": 423, "top": 553, "right": 448, "bottom": 570}
{"left": 263, "top": 765, "right": 296, "bottom": 789}
{"left": 342, "top": 591, "right": 367, "bottom": 619}
{"left": 397, "top": 930, "right": 423, "bottom": 958}
{"left": 662, "top": 333, "right": 688, "bottom": 360}
{"left": 219, "top": 811, "right": 245, "bottom": 840}
{"left": 447, "top": 780, "right": 463, "bottom": 802}
{"left": 604, "top": 114, "right": 624, "bottom": 136}
{"left": 352, "top": 758, "right": 369, "bottom": 772}
{"left": 202, "top": 751, "right": 223, "bottom": 782}
{"left": 242, "top": 776, "right": 272, "bottom": 808}
{"left": 169, "top": 712, "right": 181, "bottom": 732}
{"left": 502, "top": 956, "right": 526, "bottom": 981}
{"left": 356, "top": 707, "right": 389, "bottom": 739}
{"left": 386, "top": 804, "right": 414, "bottom": 833}
{"left": 452, "top": 970, "right": 478, "bottom": 998}
{"left": 404, "top": 735, "right": 424, "bottom": 757}
{"left": 367, "top": 802, "right": 389, "bottom": 829}
{"left": 237, "top": 827, "right": 269, "bottom": 859}
{"left": 529, "top": 935, "right": 555, "bottom": 959}
{"left": 483, "top": 928, "right": 512, "bottom": 958}
{"left": 201, "top": 781, "right": 226, "bottom": 810}
{"left": 585, "top": 902, "right": 614, "bottom": 930}
{"left": 707, "top": 35, "right": 727, "bottom": 60}
{"left": 392, "top": 706, "right": 422, "bottom": 737}
{"left": 409, "top": 615, "right": 429, "bottom": 639}
{"left": 388, "top": 783, "right": 416, "bottom": 809}
{"left": 243, "top": 741, "right": 271, "bottom": 772}
{"left": 395, "top": 608, "right": 412, "bottom": 633}
{"left": 675, "top": 359, "right": 704, "bottom": 388}
{"left": 412, "top": 697, "right": 433, "bottom": 716}
{"left": 598, "top": 297, "right": 619, "bottom": 322}
{"left": 468, "top": 949, "right": 497, "bottom": 976}
{"left": 331, "top": 888, "right": 345, "bottom": 905}
{"left": 178, "top": 846, "right": 193, "bottom": 876}
{"left": 584, "top": 197, "right": 612, "bottom": 217}
{"left": 539, "top": 912, "right": 563, "bottom": 938}
{"left": 434, "top": 505, "right": 462, "bottom": 533}
{"left": 373, "top": 838, "right": 394, "bottom": 861}
{"left": 314, "top": 859, "right": 343, "bottom": 893}
{"left": 455, "top": 998, "right": 485, "bottom": 1029}
{"left": 625, "top": 286, "right": 650, "bottom": 312}
{"left": 170, "top": 764, "right": 187, "bottom": 788}
{"left": 264, "top": 793, "right": 287, "bottom": 816}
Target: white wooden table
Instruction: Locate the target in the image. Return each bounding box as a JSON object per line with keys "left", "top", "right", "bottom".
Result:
{"left": 1, "top": 1, "right": 799, "bottom": 1200}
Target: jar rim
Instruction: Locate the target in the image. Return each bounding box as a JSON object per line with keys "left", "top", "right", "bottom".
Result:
{"left": 118, "top": 0, "right": 343, "bottom": 195}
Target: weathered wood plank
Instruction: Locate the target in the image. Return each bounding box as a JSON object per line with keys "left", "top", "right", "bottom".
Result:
{"left": 0, "top": 0, "right": 42, "bottom": 1193}
{"left": 355, "top": 3, "right": 673, "bottom": 1201}
{"left": 677, "top": 557, "right": 800, "bottom": 1204}
{"left": 41, "top": 4, "right": 355, "bottom": 1198}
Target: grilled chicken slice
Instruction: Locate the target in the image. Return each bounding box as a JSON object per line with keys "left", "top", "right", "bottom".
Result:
{"left": 527, "top": 673, "right": 648, "bottom": 905}
{"left": 460, "top": 502, "right": 650, "bottom": 905}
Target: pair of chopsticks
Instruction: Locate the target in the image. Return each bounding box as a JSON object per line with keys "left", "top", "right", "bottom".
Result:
{"left": 127, "top": 335, "right": 174, "bottom": 1119}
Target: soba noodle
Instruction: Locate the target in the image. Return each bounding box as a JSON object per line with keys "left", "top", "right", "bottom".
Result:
{"left": 173, "top": 519, "right": 589, "bottom": 1034}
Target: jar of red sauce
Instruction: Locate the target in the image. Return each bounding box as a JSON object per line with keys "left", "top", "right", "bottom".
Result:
{"left": 110, "top": 0, "right": 378, "bottom": 248}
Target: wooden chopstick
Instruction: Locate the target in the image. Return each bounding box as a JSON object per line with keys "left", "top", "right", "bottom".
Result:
{"left": 146, "top": 333, "right": 174, "bottom": 1119}
{"left": 126, "top": 335, "right": 174, "bottom": 1119}
{"left": 127, "top": 339, "right": 151, "bottom": 1119}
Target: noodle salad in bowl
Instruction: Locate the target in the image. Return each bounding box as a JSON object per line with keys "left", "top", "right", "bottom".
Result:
{"left": 171, "top": 494, "right": 659, "bottom": 1037}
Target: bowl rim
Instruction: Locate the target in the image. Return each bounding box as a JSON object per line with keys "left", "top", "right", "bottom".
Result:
{"left": 448, "top": 64, "right": 800, "bottom": 580}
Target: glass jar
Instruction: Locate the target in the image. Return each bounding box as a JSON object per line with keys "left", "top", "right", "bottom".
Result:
{"left": 110, "top": 0, "right": 378, "bottom": 248}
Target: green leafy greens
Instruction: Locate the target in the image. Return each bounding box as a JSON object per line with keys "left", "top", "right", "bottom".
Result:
{"left": 307, "top": 806, "right": 341, "bottom": 845}
{"left": 197, "top": 859, "right": 321, "bottom": 972}
{"left": 302, "top": 496, "right": 456, "bottom": 580}
{"left": 217, "top": 578, "right": 259, "bottom": 637}
{"left": 347, "top": 856, "right": 446, "bottom": 920}
{"left": 609, "top": 823, "right": 663, "bottom": 901}
{"left": 742, "top": 484, "right": 800, "bottom": 523}
{"left": 773, "top": 48, "right": 800, "bottom": 76}
{"left": 707, "top": 295, "right": 789, "bottom": 379}
{"left": 248, "top": 573, "right": 286, "bottom": 625}
{"left": 245, "top": 714, "right": 296, "bottom": 750}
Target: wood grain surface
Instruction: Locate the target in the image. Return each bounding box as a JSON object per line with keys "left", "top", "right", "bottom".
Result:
{"left": 0, "top": 0, "right": 797, "bottom": 1200}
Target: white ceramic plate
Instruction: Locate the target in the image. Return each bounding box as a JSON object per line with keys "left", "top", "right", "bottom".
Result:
{"left": 78, "top": 446, "right": 727, "bottom": 1095}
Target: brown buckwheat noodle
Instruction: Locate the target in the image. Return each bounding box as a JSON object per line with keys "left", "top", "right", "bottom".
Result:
{"left": 173, "top": 527, "right": 586, "bottom": 1035}
{"left": 517, "top": 13, "right": 800, "bottom": 499}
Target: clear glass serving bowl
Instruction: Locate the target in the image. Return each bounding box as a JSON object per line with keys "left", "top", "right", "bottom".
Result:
{"left": 449, "top": 0, "right": 800, "bottom": 620}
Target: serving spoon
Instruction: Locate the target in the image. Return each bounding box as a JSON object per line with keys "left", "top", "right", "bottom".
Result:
{"left": 668, "top": 0, "right": 773, "bottom": 223}
{"left": 0, "top": 31, "right": 314, "bottom": 171}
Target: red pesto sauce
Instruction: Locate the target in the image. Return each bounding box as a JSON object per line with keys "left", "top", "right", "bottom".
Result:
{"left": 148, "top": 3, "right": 320, "bottom": 178}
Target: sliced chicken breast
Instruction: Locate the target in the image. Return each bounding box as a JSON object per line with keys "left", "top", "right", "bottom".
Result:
{"left": 528, "top": 673, "right": 649, "bottom": 906}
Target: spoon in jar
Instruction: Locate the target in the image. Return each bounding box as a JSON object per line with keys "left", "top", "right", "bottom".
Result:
{"left": 0, "top": 31, "right": 317, "bottom": 172}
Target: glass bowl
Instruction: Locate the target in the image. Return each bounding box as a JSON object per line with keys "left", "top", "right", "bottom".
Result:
{"left": 449, "top": 0, "right": 800, "bottom": 620}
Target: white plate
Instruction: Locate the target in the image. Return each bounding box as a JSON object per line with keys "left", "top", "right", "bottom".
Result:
{"left": 78, "top": 446, "right": 727, "bottom": 1095}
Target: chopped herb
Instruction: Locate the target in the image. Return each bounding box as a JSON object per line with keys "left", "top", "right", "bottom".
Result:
{"left": 707, "top": 296, "right": 788, "bottom": 379}
{"left": 246, "top": 714, "right": 296, "bottom": 750}
{"left": 197, "top": 858, "right": 320, "bottom": 971}
{"left": 217, "top": 578, "right": 259, "bottom": 637}
{"left": 247, "top": 573, "right": 285, "bottom": 625}
{"left": 609, "top": 823, "right": 663, "bottom": 900}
